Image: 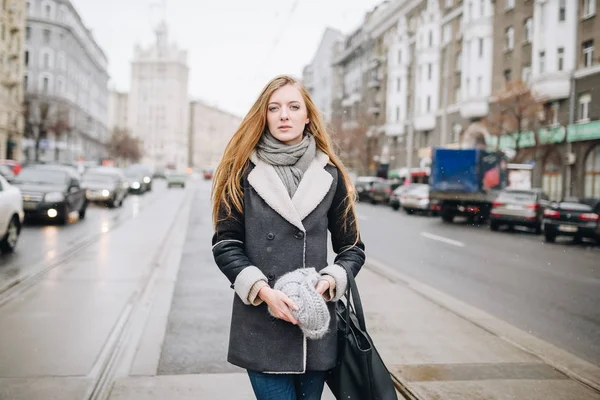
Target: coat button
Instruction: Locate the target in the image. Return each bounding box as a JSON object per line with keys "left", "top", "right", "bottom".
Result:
{"left": 267, "top": 273, "right": 275, "bottom": 282}
{"left": 294, "top": 231, "right": 305, "bottom": 239}
{"left": 267, "top": 233, "right": 275, "bottom": 240}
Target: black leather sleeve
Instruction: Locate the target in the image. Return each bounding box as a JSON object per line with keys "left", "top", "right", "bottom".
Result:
{"left": 212, "top": 200, "right": 253, "bottom": 285}
{"left": 327, "top": 170, "right": 366, "bottom": 278}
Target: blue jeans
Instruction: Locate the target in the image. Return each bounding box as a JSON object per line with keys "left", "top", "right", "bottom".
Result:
{"left": 247, "top": 370, "right": 326, "bottom": 400}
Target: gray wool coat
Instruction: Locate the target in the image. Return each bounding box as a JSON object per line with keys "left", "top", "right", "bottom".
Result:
{"left": 212, "top": 150, "right": 366, "bottom": 374}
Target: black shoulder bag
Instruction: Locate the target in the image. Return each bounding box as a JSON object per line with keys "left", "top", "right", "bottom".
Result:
{"left": 326, "top": 265, "right": 398, "bottom": 400}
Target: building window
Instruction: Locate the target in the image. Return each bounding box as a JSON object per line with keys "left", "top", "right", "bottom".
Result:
{"left": 559, "top": 0, "right": 566, "bottom": 21}
{"left": 428, "top": 31, "right": 433, "bottom": 47}
{"left": 468, "top": 1, "right": 473, "bottom": 20}
{"left": 505, "top": 26, "right": 514, "bottom": 50}
{"left": 539, "top": 51, "right": 546, "bottom": 73}
{"left": 426, "top": 96, "right": 431, "bottom": 112}
{"left": 24, "top": 51, "right": 29, "bottom": 66}
{"left": 479, "top": 38, "right": 484, "bottom": 57}
{"left": 42, "top": 76, "right": 49, "bottom": 93}
{"left": 428, "top": 63, "right": 432, "bottom": 80}
{"left": 466, "top": 78, "right": 470, "bottom": 94}
{"left": 584, "top": 146, "right": 600, "bottom": 198}
{"left": 522, "top": 65, "right": 532, "bottom": 83}
{"left": 480, "top": 0, "right": 485, "bottom": 16}
{"left": 504, "top": 69, "right": 512, "bottom": 82}
{"left": 524, "top": 18, "right": 532, "bottom": 43}
{"left": 396, "top": 106, "right": 400, "bottom": 122}
{"left": 505, "top": 0, "right": 514, "bottom": 10}
{"left": 583, "top": 0, "right": 596, "bottom": 18}
{"left": 579, "top": 93, "right": 591, "bottom": 121}
{"left": 397, "top": 50, "right": 402, "bottom": 64}
{"left": 24, "top": 74, "right": 28, "bottom": 90}
{"left": 397, "top": 77, "right": 401, "bottom": 92}
{"left": 43, "top": 53, "right": 49, "bottom": 68}
{"left": 456, "top": 51, "right": 462, "bottom": 71}
{"left": 583, "top": 40, "right": 594, "bottom": 68}
{"left": 45, "top": 4, "right": 51, "bottom": 18}
{"left": 477, "top": 77, "right": 482, "bottom": 94}
{"left": 26, "top": 26, "right": 31, "bottom": 41}
{"left": 557, "top": 48, "right": 565, "bottom": 71}
{"left": 43, "top": 29, "right": 51, "bottom": 44}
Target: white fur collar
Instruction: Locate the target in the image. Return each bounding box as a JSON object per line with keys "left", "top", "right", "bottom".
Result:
{"left": 248, "top": 150, "right": 333, "bottom": 231}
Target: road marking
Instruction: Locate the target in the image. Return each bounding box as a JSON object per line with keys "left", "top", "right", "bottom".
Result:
{"left": 420, "top": 232, "right": 465, "bottom": 247}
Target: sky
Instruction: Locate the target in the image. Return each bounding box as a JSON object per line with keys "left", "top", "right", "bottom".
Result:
{"left": 73, "top": 0, "right": 384, "bottom": 118}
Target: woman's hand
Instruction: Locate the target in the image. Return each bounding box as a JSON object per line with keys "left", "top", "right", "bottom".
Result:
{"left": 258, "top": 287, "right": 299, "bottom": 325}
{"left": 315, "top": 279, "right": 330, "bottom": 296}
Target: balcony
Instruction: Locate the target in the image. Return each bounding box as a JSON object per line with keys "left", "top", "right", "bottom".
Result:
{"left": 413, "top": 114, "right": 436, "bottom": 131}
{"left": 367, "top": 77, "right": 382, "bottom": 89}
{"left": 460, "top": 96, "right": 489, "bottom": 119}
{"left": 368, "top": 104, "right": 381, "bottom": 115}
{"left": 531, "top": 72, "right": 571, "bottom": 101}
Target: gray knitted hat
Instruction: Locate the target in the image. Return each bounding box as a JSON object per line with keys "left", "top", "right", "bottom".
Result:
{"left": 269, "top": 268, "right": 331, "bottom": 340}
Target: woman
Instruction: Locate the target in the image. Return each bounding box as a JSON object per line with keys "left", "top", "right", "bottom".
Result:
{"left": 211, "top": 75, "right": 365, "bottom": 400}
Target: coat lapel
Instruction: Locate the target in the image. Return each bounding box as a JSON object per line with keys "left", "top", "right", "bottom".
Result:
{"left": 292, "top": 151, "right": 333, "bottom": 221}
{"left": 248, "top": 153, "right": 305, "bottom": 232}
{"left": 248, "top": 151, "right": 333, "bottom": 230}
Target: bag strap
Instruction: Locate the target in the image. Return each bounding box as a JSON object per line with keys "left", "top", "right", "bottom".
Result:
{"left": 340, "top": 264, "right": 367, "bottom": 332}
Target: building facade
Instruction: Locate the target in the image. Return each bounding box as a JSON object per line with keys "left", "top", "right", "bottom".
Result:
{"left": 0, "top": 0, "right": 26, "bottom": 161}
{"left": 188, "top": 100, "right": 241, "bottom": 172}
{"left": 107, "top": 90, "right": 128, "bottom": 132}
{"left": 302, "top": 28, "right": 343, "bottom": 124}
{"left": 23, "top": 0, "right": 109, "bottom": 163}
{"left": 128, "top": 22, "right": 189, "bottom": 170}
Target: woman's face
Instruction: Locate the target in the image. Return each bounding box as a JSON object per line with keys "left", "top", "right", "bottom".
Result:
{"left": 266, "top": 84, "right": 310, "bottom": 145}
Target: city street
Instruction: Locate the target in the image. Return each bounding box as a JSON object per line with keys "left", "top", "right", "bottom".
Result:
{"left": 355, "top": 201, "right": 600, "bottom": 366}
{"left": 0, "top": 178, "right": 599, "bottom": 399}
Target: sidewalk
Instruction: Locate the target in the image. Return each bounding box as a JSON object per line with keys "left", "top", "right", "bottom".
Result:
{"left": 107, "top": 182, "right": 600, "bottom": 399}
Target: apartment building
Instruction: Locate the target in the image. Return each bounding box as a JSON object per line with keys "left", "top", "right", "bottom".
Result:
{"left": 0, "top": 0, "right": 26, "bottom": 161}
{"left": 302, "top": 28, "right": 342, "bottom": 124}
{"left": 107, "top": 90, "right": 128, "bottom": 132}
{"left": 23, "top": 0, "right": 110, "bottom": 163}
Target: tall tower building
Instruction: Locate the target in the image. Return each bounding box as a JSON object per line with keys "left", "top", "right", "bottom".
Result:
{"left": 128, "top": 21, "right": 189, "bottom": 169}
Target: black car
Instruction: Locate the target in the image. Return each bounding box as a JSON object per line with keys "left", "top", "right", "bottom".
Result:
{"left": 124, "top": 166, "right": 152, "bottom": 194}
{"left": 12, "top": 164, "right": 87, "bottom": 225}
{"left": 354, "top": 177, "right": 384, "bottom": 202}
{"left": 542, "top": 199, "right": 600, "bottom": 243}
{"left": 82, "top": 167, "right": 129, "bottom": 208}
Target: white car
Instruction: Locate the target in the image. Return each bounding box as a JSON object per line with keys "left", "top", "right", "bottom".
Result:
{"left": 0, "top": 174, "right": 24, "bottom": 253}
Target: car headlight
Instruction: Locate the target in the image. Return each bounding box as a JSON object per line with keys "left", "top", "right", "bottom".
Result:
{"left": 102, "top": 189, "right": 110, "bottom": 197}
{"left": 45, "top": 192, "right": 65, "bottom": 202}
{"left": 132, "top": 182, "right": 141, "bottom": 189}
{"left": 143, "top": 177, "right": 151, "bottom": 183}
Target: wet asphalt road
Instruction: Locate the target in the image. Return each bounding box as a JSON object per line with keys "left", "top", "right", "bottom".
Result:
{"left": 355, "top": 202, "right": 600, "bottom": 367}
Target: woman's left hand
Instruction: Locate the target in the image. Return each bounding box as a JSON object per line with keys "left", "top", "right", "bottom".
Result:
{"left": 315, "top": 279, "right": 330, "bottom": 296}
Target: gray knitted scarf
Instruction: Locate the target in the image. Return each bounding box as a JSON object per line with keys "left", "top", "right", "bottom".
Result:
{"left": 255, "top": 130, "right": 316, "bottom": 198}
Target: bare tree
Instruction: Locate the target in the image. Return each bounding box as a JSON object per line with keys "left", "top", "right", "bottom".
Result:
{"left": 47, "top": 107, "right": 72, "bottom": 162}
{"left": 331, "top": 107, "right": 371, "bottom": 174}
{"left": 485, "top": 80, "right": 547, "bottom": 153}
{"left": 108, "top": 128, "right": 142, "bottom": 163}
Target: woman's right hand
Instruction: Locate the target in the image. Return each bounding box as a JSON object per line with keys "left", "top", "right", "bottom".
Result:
{"left": 258, "top": 287, "right": 299, "bottom": 325}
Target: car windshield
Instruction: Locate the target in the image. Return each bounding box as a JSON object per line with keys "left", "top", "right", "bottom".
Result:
{"left": 124, "top": 170, "right": 143, "bottom": 178}
{"left": 83, "top": 173, "right": 117, "bottom": 184}
{"left": 14, "top": 168, "right": 68, "bottom": 185}
{"left": 558, "top": 202, "right": 593, "bottom": 212}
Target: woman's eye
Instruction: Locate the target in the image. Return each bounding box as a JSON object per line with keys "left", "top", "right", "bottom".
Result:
{"left": 268, "top": 106, "right": 278, "bottom": 112}
{"left": 290, "top": 105, "right": 300, "bottom": 110}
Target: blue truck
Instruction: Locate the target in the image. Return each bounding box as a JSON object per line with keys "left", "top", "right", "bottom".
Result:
{"left": 429, "top": 148, "right": 509, "bottom": 223}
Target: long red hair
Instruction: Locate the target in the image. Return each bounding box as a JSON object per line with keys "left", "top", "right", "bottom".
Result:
{"left": 211, "top": 75, "right": 357, "bottom": 232}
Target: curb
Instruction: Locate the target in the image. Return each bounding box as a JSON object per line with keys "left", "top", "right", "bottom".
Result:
{"left": 366, "top": 258, "right": 600, "bottom": 395}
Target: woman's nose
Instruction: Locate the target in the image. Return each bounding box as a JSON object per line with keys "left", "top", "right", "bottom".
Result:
{"left": 280, "top": 108, "right": 289, "bottom": 120}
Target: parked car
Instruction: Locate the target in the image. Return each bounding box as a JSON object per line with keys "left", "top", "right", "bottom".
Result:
{"left": 0, "top": 174, "right": 23, "bottom": 253}
{"left": 401, "top": 184, "right": 437, "bottom": 215}
{"left": 0, "top": 165, "right": 16, "bottom": 182}
{"left": 166, "top": 171, "right": 187, "bottom": 188}
{"left": 354, "top": 176, "right": 384, "bottom": 202}
{"left": 490, "top": 189, "right": 549, "bottom": 234}
{"left": 389, "top": 185, "right": 411, "bottom": 210}
{"left": 12, "top": 164, "right": 87, "bottom": 225}
{"left": 542, "top": 199, "right": 600, "bottom": 243}
{"left": 82, "top": 167, "right": 129, "bottom": 208}
{"left": 369, "top": 181, "right": 393, "bottom": 204}
{"left": 0, "top": 159, "right": 22, "bottom": 175}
